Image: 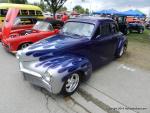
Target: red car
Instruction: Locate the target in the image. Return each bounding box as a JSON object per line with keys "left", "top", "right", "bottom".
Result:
{"left": 1, "top": 9, "right": 62, "bottom": 53}
{"left": 0, "top": 17, "right": 38, "bottom": 41}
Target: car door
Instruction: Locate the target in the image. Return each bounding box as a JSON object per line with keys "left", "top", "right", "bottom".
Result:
{"left": 91, "top": 22, "right": 117, "bottom": 64}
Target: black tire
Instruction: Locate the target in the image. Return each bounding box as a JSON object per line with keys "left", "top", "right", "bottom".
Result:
{"left": 61, "top": 72, "right": 80, "bottom": 96}
{"left": 138, "top": 29, "right": 144, "bottom": 34}
{"left": 19, "top": 42, "right": 31, "bottom": 50}
{"left": 129, "top": 30, "right": 132, "bottom": 33}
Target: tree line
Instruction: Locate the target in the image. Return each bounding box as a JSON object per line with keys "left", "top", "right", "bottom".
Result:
{"left": 1, "top": 0, "right": 89, "bottom": 17}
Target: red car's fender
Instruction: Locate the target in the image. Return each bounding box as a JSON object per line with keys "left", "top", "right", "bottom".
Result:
{"left": 4, "top": 30, "right": 58, "bottom": 52}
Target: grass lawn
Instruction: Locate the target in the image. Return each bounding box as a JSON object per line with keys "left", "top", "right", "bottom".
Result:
{"left": 117, "top": 29, "right": 150, "bottom": 70}
{"left": 128, "top": 30, "right": 150, "bottom": 44}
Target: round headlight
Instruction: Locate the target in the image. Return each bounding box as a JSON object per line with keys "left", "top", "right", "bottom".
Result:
{"left": 43, "top": 71, "right": 53, "bottom": 82}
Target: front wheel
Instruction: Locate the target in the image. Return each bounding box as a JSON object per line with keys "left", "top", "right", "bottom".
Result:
{"left": 61, "top": 73, "right": 80, "bottom": 96}
{"left": 116, "top": 44, "right": 127, "bottom": 58}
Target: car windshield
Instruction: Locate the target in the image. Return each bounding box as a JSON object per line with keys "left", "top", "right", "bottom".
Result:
{"left": 13, "top": 18, "right": 21, "bottom": 26}
{"left": 33, "top": 21, "right": 53, "bottom": 31}
{"left": 62, "top": 22, "right": 94, "bottom": 38}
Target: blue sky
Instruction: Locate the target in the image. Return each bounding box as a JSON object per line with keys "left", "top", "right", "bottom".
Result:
{"left": 28, "top": 0, "right": 150, "bottom": 15}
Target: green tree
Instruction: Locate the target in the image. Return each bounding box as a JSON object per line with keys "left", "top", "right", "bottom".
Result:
{"left": 73, "top": 5, "right": 85, "bottom": 14}
{"left": 44, "top": 0, "right": 67, "bottom": 18}
{"left": 85, "top": 8, "right": 89, "bottom": 14}
{"left": 39, "top": 0, "right": 46, "bottom": 11}
{"left": 31, "top": 0, "right": 48, "bottom": 12}
{"left": 59, "top": 6, "right": 67, "bottom": 12}
{"left": 10, "top": 0, "right": 27, "bottom": 4}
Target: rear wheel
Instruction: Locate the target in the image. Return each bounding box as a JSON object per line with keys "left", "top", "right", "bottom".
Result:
{"left": 129, "top": 30, "right": 132, "bottom": 33}
{"left": 138, "top": 29, "right": 143, "bottom": 34}
{"left": 61, "top": 73, "right": 80, "bottom": 96}
{"left": 116, "top": 44, "right": 127, "bottom": 58}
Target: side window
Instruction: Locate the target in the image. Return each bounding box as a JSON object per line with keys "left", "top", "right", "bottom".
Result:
{"left": 110, "top": 23, "right": 118, "bottom": 34}
{"left": 21, "top": 10, "right": 29, "bottom": 16}
{"left": 48, "top": 24, "right": 54, "bottom": 31}
{"left": 20, "top": 18, "right": 33, "bottom": 25}
{"left": 18, "top": 10, "right": 21, "bottom": 16}
{"left": 36, "top": 11, "right": 43, "bottom": 16}
{"left": 100, "top": 23, "right": 111, "bottom": 36}
{"left": 1, "top": 9, "right": 8, "bottom": 16}
{"left": 94, "top": 26, "right": 100, "bottom": 38}
{"left": 32, "top": 18, "right": 37, "bottom": 24}
{"left": 29, "top": 10, "right": 35, "bottom": 16}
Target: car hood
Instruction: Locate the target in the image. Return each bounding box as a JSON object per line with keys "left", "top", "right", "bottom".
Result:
{"left": 18, "top": 34, "right": 89, "bottom": 62}
{"left": 2, "top": 8, "right": 19, "bottom": 39}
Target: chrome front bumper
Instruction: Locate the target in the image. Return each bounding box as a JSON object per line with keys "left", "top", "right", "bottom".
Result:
{"left": 19, "top": 62, "right": 53, "bottom": 93}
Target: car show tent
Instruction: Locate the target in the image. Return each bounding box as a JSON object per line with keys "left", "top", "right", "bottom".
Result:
{"left": 93, "top": 9, "right": 119, "bottom": 15}
{"left": 93, "top": 9, "right": 146, "bottom": 17}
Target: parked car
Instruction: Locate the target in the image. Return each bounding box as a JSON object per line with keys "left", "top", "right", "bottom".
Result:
{"left": 0, "top": 16, "right": 39, "bottom": 40}
{"left": 128, "top": 21, "right": 144, "bottom": 33}
{"left": 43, "top": 12, "right": 53, "bottom": 18}
{"left": 1, "top": 9, "right": 63, "bottom": 53}
{"left": 116, "top": 16, "right": 128, "bottom": 35}
{"left": 145, "top": 20, "right": 150, "bottom": 29}
{"left": 0, "top": 3, "right": 44, "bottom": 24}
{"left": 16, "top": 17, "right": 128, "bottom": 96}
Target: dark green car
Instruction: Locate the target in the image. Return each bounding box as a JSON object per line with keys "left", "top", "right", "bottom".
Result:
{"left": 128, "top": 21, "right": 144, "bottom": 34}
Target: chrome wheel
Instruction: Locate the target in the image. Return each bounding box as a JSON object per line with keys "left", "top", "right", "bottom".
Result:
{"left": 21, "top": 43, "right": 30, "bottom": 49}
{"left": 119, "top": 46, "right": 124, "bottom": 57}
{"left": 139, "top": 29, "right": 143, "bottom": 34}
{"left": 65, "top": 73, "right": 80, "bottom": 93}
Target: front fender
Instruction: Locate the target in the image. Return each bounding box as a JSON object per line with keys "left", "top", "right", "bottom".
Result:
{"left": 36, "top": 55, "right": 92, "bottom": 81}
{"left": 35, "top": 55, "right": 92, "bottom": 93}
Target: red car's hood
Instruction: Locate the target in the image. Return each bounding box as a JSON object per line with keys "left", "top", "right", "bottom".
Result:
{"left": 2, "top": 8, "right": 19, "bottom": 39}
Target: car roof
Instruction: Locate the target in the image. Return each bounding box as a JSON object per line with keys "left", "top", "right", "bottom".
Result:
{"left": 68, "top": 16, "right": 114, "bottom": 24}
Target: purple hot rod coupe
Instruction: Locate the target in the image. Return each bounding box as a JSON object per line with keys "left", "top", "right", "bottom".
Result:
{"left": 16, "top": 17, "right": 128, "bottom": 96}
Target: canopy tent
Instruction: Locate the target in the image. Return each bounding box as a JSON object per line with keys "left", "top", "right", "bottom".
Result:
{"left": 93, "top": 9, "right": 119, "bottom": 15}
{"left": 119, "top": 10, "right": 146, "bottom": 17}
{"left": 93, "top": 9, "right": 146, "bottom": 17}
